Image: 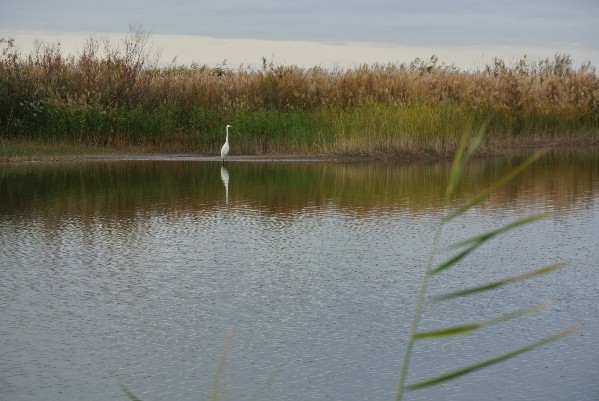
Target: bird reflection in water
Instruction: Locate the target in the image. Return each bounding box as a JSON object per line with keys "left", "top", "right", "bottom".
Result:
{"left": 220, "top": 166, "right": 229, "bottom": 204}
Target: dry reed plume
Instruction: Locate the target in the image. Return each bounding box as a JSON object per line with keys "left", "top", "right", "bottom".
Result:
{"left": 1, "top": 28, "right": 599, "bottom": 157}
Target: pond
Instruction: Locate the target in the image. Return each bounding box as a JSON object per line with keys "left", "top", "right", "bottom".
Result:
{"left": 1, "top": 151, "right": 598, "bottom": 401}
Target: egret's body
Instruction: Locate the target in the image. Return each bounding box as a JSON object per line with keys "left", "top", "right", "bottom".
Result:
{"left": 220, "top": 124, "right": 232, "bottom": 163}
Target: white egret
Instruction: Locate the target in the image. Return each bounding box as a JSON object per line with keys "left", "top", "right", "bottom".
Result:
{"left": 220, "top": 124, "right": 232, "bottom": 163}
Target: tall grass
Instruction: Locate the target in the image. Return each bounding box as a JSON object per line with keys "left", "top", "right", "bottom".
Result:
{"left": 1, "top": 29, "right": 599, "bottom": 156}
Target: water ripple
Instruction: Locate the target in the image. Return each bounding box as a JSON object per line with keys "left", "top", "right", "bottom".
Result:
{"left": 1, "top": 157, "right": 598, "bottom": 401}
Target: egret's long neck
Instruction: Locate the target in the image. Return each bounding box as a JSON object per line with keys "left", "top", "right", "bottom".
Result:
{"left": 226, "top": 126, "right": 229, "bottom": 142}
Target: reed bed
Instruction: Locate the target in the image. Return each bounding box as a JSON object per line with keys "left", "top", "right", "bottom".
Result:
{"left": 1, "top": 31, "right": 598, "bottom": 157}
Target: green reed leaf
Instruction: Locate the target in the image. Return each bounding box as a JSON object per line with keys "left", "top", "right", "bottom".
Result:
{"left": 415, "top": 323, "right": 480, "bottom": 339}
{"left": 432, "top": 263, "right": 567, "bottom": 302}
{"left": 119, "top": 383, "right": 143, "bottom": 401}
{"left": 407, "top": 327, "right": 579, "bottom": 391}
{"left": 445, "top": 214, "right": 545, "bottom": 251}
{"left": 443, "top": 150, "right": 544, "bottom": 222}
{"left": 432, "top": 246, "right": 477, "bottom": 274}
{"left": 446, "top": 124, "right": 485, "bottom": 200}
{"left": 446, "top": 131, "right": 470, "bottom": 200}
{"left": 414, "top": 303, "right": 548, "bottom": 339}
{"left": 460, "top": 123, "right": 486, "bottom": 172}
{"left": 432, "top": 214, "right": 543, "bottom": 275}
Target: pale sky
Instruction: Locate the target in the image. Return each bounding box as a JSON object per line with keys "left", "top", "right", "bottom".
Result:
{"left": 1, "top": 0, "right": 598, "bottom": 69}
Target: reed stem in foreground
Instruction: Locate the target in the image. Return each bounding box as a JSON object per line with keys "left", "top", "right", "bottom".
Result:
{"left": 395, "top": 128, "right": 578, "bottom": 400}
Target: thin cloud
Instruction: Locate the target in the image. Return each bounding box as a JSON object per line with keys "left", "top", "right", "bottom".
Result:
{"left": 2, "top": 0, "right": 598, "bottom": 68}
{"left": 2, "top": 0, "right": 598, "bottom": 47}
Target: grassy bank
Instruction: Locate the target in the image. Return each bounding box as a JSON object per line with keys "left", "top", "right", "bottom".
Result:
{"left": 2, "top": 30, "right": 599, "bottom": 158}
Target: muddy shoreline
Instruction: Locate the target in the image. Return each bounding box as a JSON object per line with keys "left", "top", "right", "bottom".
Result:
{"left": 3, "top": 140, "right": 599, "bottom": 164}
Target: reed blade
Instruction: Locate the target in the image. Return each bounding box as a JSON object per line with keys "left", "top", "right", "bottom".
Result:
{"left": 444, "top": 150, "right": 544, "bottom": 222}
{"left": 446, "top": 125, "right": 484, "bottom": 200}
{"left": 407, "top": 327, "right": 579, "bottom": 391}
{"left": 414, "top": 303, "right": 548, "bottom": 339}
{"left": 432, "top": 263, "right": 567, "bottom": 302}
{"left": 432, "top": 246, "right": 477, "bottom": 274}
{"left": 432, "top": 214, "right": 545, "bottom": 275}
{"left": 119, "top": 383, "right": 143, "bottom": 401}
{"left": 445, "top": 214, "right": 545, "bottom": 251}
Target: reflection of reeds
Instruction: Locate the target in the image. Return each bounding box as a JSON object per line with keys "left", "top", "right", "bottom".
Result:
{"left": 1, "top": 31, "right": 598, "bottom": 155}
{"left": 1, "top": 151, "right": 598, "bottom": 226}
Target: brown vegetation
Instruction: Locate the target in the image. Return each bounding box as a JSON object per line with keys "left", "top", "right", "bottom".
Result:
{"left": 1, "top": 28, "right": 599, "bottom": 157}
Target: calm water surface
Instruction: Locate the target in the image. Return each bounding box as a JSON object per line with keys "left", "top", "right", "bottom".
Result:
{"left": 1, "top": 151, "right": 598, "bottom": 401}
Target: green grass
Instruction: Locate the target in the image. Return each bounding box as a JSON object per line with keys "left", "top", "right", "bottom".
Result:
{"left": 7, "top": 100, "right": 597, "bottom": 161}
{"left": 0, "top": 137, "right": 119, "bottom": 160}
